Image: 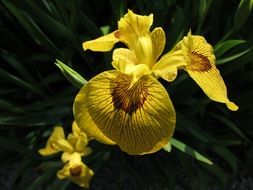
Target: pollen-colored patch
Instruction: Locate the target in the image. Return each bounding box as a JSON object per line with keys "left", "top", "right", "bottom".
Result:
{"left": 187, "top": 52, "right": 212, "bottom": 71}
{"left": 114, "top": 31, "right": 120, "bottom": 39}
{"left": 70, "top": 166, "right": 82, "bottom": 177}
{"left": 111, "top": 73, "right": 149, "bottom": 114}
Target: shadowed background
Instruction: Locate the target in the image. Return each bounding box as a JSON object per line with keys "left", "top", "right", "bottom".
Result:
{"left": 0, "top": 0, "right": 253, "bottom": 189}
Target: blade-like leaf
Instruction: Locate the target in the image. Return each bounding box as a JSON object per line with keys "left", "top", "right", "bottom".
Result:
{"left": 55, "top": 59, "right": 87, "bottom": 89}
{"left": 164, "top": 138, "right": 213, "bottom": 165}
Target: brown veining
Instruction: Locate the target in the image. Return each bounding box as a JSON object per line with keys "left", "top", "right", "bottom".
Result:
{"left": 187, "top": 52, "right": 212, "bottom": 72}
{"left": 111, "top": 73, "right": 149, "bottom": 115}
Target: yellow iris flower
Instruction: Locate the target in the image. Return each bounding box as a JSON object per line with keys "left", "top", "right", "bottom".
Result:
{"left": 57, "top": 152, "right": 94, "bottom": 188}
{"left": 74, "top": 10, "right": 237, "bottom": 155}
{"left": 39, "top": 122, "right": 93, "bottom": 188}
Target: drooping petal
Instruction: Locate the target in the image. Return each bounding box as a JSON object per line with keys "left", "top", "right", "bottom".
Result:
{"left": 152, "top": 50, "right": 186, "bottom": 82}
{"left": 74, "top": 84, "right": 116, "bottom": 145}
{"left": 175, "top": 33, "right": 238, "bottom": 111}
{"left": 74, "top": 70, "right": 176, "bottom": 155}
{"left": 83, "top": 31, "right": 120, "bottom": 52}
{"left": 112, "top": 48, "right": 151, "bottom": 82}
{"left": 118, "top": 10, "right": 153, "bottom": 48}
{"left": 57, "top": 152, "right": 94, "bottom": 188}
{"left": 39, "top": 126, "right": 73, "bottom": 156}
{"left": 151, "top": 27, "right": 166, "bottom": 62}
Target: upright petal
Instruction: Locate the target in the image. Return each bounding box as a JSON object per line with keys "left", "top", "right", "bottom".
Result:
{"left": 118, "top": 10, "right": 153, "bottom": 47}
{"left": 83, "top": 31, "right": 120, "bottom": 52}
{"left": 74, "top": 70, "right": 176, "bottom": 155}
{"left": 176, "top": 33, "right": 238, "bottom": 111}
{"left": 151, "top": 27, "right": 166, "bottom": 62}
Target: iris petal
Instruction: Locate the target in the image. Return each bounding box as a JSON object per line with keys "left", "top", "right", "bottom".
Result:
{"left": 74, "top": 70, "right": 176, "bottom": 155}
{"left": 175, "top": 33, "right": 238, "bottom": 111}
{"left": 118, "top": 10, "right": 153, "bottom": 48}
{"left": 112, "top": 48, "right": 151, "bottom": 82}
{"left": 151, "top": 27, "right": 166, "bottom": 62}
{"left": 82, "top": 31, "right": 120, "bottom": 52}
{"left": 152, "top": 50, "right": 186, "bottom": 82}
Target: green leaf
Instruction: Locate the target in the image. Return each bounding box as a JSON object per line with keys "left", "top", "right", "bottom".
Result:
{"left": 0, "top": 99, "right": 25, "bottom": 113}
{"left": 201, "top": 163, "right": 228, "bottom": 185}
{"left": 0, "top": 137, "right": 39, "bottom": 159}
{"left": 2, "top": 0, "right": 61, "bottom": 55}
{"left": 216, "top": 47, "right": 252, "bottom": 65}
{"left": 0, "top": 68, "right": 39, "bottom": 94}
{"left": 233, "top": 0, "right": 253, "bottom": 31}
{"left": 165, "top": 138, "right": 213, "bottom": 165}
{"left": 26, "top": 170, "right": 56, "bottom": 190}
{"left": 214, "top": 39, "right": 245, "bottom": 58}
{"left": 206, "top": 139, "right": 242, "bottom": 147}
{"left": 55, "top": 59, "right": 87, "bottom": 89}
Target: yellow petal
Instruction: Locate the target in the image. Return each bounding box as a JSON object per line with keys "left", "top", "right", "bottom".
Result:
{"left": 74, "top": 70, "right": 176, "bottom": 155}
{"left": 112, "top": 48, "right": 137, "bottom": 72}
{"left": 72, "top": 121, "right": 81, "bottom": 136}
{"left": 118, "top": 10, "right": 153, "bottom": 48}
{"left": 74, "top": 83, "right": 116, "bottom": 145}
{"left": 152, "top": 50, "right": 186, "bottom": 82}
{"left": 82, "top": 31, "right": 120, "bottom": 52}
{"left": 177, "top": 33, "right": 238, "bottom": 111}
{"left": 67, "top": 121, "right": 89, "bottom": 153}
{"left": 75, "top": 133, "right": 89, "bottom": 152}
{"left": 38, "top": 126, "right": 69, "bottom": 156}
{"left": 151, "top": 27, "right": 166, "bottom": 62}
{"left": 188, "top": 68, "right": 238, "bottom": 111}
{"left": 57, "top": 152, "right": 94, "bottom": 188}
{"left": 112, "top": 48, "right": 151, "bottom": 82}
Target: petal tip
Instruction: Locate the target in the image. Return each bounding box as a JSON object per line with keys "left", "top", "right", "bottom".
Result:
{"left": 226, "top": 102, "right": 239, "bottom": 111}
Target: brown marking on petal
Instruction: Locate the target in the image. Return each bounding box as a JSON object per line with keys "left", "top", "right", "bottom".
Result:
{"left": 49, "top": 141, "right": 58, "bottom": 150}
{"left": 114, "top": 31, "right": 120, "bottom": 39}
{"left": 70, "top": 166, "right": 82, "bottom": 177}
{"left": 187, "top": 52, "right": 212, "bottom": 72}
{"left": 111, "top": 73, "right": 149, "bottom": 115}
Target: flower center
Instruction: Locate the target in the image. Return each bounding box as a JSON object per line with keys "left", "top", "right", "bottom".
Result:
{"left": 187, "top": 52, "right": 212, "bottom": 71}
{"left": 70, "top": 166, "right": 82, "bottom": 177}
{"left": 111, "top": 73, "right": 149, "bottom": 115}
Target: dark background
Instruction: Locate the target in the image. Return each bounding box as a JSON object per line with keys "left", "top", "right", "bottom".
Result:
{"left": 0, "top": 0, "right": 253, "bottom": 189}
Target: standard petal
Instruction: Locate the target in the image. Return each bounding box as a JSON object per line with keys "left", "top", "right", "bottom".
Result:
{"left": 152, "top": 50, "right": 186, "bottom": 82}
{"left": 74, "top": 70, "right": 176, "bottom": 155}
{"left": 82, "top": 31, "right": 120, "bottom": 52}
{"left": 118, "top": 9, "right": 153, "bottom": 47}
{"left": 151, "top": 27, "right": 166, "bottom": 62}
{"left": 72, "top": 121, "right": 82, "bottom": 136}
{"left": 176, "top": 33, "right": 238, "bottom": 111}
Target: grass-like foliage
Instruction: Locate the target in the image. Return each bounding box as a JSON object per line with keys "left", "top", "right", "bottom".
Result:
{"left": 0, "top": 0, "right": 253, "bottom": 189}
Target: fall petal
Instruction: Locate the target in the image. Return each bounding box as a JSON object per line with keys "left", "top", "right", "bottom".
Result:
{"left": 74, "top": 70, "right": 176, "bottom": 155}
